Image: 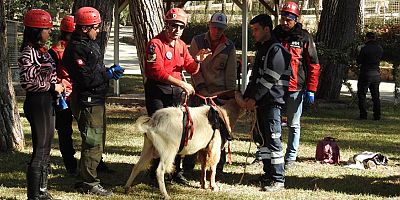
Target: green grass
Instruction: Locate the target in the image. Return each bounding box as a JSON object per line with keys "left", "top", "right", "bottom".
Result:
{"left": 0, "top": 98, "right": 399, "bottom": 200}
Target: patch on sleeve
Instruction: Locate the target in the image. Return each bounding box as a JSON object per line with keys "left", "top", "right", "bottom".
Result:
{"left": 147, "top": 44, "right": 157, "bottom": 62}
{"left": 76, "top": 59, "right": 85, "bottom": 67}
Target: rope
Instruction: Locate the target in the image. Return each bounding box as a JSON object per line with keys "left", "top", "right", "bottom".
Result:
{"left": 239, "top": 110, "right": 263, "bottom": 184}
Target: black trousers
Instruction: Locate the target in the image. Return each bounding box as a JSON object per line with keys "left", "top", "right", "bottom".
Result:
{"left": 144, "top": 80, "right": 184, "bottom": 176}
{"left": 24, "top": 92, "right": 55, "bottom": 168}
{"left": 357, "top": 75, "right": 381, "bottom": 119}
{"left": 55, "top": 102, "right": 77, "bottom": 172}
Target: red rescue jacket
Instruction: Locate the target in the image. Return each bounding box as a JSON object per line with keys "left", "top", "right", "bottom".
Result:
{"left": 273, "top": 23, "right": 320, "bottom": 92}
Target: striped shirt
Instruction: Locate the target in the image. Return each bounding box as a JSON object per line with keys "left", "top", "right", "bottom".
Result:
{"left": 19, "top": 45, "right": 57, "bottom": 92}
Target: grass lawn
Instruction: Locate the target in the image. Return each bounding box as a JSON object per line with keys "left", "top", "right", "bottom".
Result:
{"left": 0, "top": 91, "right": 399, "bottom": 200}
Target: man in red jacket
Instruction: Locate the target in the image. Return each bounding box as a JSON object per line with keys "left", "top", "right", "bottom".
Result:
{"left": 273, "top": 1, "right": 320, "bottom": 169}
{"left": 144, "top": 8, "right": 211, "bottom": 186}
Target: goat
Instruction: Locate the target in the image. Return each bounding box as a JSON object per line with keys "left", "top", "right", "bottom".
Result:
{"left": 124, "top": 98, "right": 241, "bottom": 199}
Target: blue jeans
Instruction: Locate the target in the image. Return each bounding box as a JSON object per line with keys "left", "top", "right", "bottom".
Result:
{"left": 285, "top": 90, "right": 304, "bottom": 161}
{"left": 257, "top": 105, "right": 285, "bottom": 183}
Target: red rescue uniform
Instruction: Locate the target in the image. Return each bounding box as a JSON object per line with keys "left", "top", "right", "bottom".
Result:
{"left": 145, "top": 31, "right": 198, "bottom": 82}
{"left": 144, "top": 31, "right": 199, "bottom": 116}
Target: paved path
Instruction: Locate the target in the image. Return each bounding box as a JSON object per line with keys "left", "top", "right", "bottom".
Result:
{"left": 104, "top": 25, "right": 141, "bottom": 74}
{"left": 104, "top": 26, "right": 397, "bottom": 104}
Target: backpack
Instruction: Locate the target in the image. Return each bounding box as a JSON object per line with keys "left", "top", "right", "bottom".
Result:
{"left": 315, "top": 137, "right": 340, "bottom": 164}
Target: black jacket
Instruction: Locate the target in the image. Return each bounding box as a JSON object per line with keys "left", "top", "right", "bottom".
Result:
{"left": 62, "top": 33, "right": 109, "bottom": 106}
{"left": 357, "top": 40, "right": 383, "bottom": 77}
{"left": 244, "top": 37, "right": 292, "bottom": 106}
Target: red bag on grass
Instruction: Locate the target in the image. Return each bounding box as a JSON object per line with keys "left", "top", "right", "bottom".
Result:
{"left": 315, "top": 137, "right": 340, "bottom": 164}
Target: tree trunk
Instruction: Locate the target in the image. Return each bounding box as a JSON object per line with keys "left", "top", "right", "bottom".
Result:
{"left": 72, "top": 0, "right": 114, "bottom": 58}
{"left": 128, "top": 0, "right": 164, "bottom": 77}
{"left": 0, "top": 0, "right": 24, "bottom": 152}
{"left": 315, "top": 0, "right": 361, "bottom": 100}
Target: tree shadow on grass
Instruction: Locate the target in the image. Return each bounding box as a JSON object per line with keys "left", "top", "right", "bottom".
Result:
{"left": 103, "top": 144, "right": 143, "bottom": 157}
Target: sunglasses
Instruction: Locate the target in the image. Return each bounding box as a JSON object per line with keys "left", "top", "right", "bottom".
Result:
{"left": 168, "top": 23, "right": 185, "bottom": 30}
{"left": 90, "top": 25, "right": 100, "bottom": 31}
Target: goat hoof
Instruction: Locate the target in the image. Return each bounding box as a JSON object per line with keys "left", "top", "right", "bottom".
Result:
{"left": 210, "top": 184, "right": 220, "bottom": 192}
{"left": 162, "top": 194, "right": 171, "bottom": 200}
{"left": 124, "top": 186, "right": 132, "bottom": 194}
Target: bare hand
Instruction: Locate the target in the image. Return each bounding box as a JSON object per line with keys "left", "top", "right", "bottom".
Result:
{"left": 195, "top": 48, "right": 212, "bottom": 62}
{"left": 235, "top": 91, "right": 246, "bottom": 108}
{"left": 244, "top": 98, "right": 256, "bottom": 110}
{"left": 54, "top": 83, "right": 64, "bottom": 94}
{"left": 180, "top": 81, "right": 195, "bottom": 95}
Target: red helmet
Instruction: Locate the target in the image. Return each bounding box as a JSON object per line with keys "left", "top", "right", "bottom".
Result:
{"left": 281, "top": 2, "right": 300, "bottom": 17}
{"left": 23, "top": 9, "right": 53, "bottom": 29}
{"left": 60, "top": 15, "right": 75, "bottom": 32}
{"left": 75, "top": 7, "right": 101, "bottom": 26}
{"left": 165, "top": 8, "right": 188, "bottom": 26}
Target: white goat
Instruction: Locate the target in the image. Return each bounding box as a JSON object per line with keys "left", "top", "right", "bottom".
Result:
{"left": 124, "top": 98, "right": 240, "bottom": 199}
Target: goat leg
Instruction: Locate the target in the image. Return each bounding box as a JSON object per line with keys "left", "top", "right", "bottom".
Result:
{"left": 198, "top": 150, "right": 208, "bottom": 189}
{"left": 124, "top": 136, "right": 154, "bottom": 193}
{"left": 208, "top": 137, "right": 222, "bottom": 192}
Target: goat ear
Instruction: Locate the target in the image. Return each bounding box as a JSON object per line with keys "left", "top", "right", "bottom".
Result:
{"left": 216, "top": 106, "right": 232, "bottom": 133}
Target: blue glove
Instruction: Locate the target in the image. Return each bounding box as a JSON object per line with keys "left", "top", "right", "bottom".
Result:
{"left": 106, "top": 67, "right": 114, "bottom": 79}
{"left": 304, "top": 91, "right": 315, "bottom": 104}
{"left": 108, "top": 65, "right": 125, "bottom": 80}
{"left": 111, "top": 65, "right": 124, "bottom": 74}
{"left": 57, "top": 93, "right": 68, "bottom": 110}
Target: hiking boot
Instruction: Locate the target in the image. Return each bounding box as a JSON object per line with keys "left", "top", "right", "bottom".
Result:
{"left": 173, "top": 173, "right": 190, "bottom": 186}
{"left": 88, "top": 185, "right": 113, "bottom": 196}
{"left": 262, "top": 181, "right": 285, "bottom": 192}
{"left": 284, "top": 160, "right": 296, "bottom": 170}
{"left": 97, "top": 160, "right": 115, "bottom": 173}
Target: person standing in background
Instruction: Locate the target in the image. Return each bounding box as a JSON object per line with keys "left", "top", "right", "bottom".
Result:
{"left": 357, "top": 32, "right": 383, "bottom": 120}
{"left": 273, "top": 1, "right": 321, "bottom": 169}
{"left": 48, "top": 15, "right": 77, "bottom": 175}
{"left": 183, "top": 12, "right": 237, "bottom": 177}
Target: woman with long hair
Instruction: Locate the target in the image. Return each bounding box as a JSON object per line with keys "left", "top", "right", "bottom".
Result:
{"left": 19, "top": 9, "right": 64, "bottom": 200}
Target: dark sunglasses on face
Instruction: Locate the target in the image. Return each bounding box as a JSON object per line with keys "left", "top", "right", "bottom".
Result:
{"left": 90, "top": 25, "right": 100, "bottom": 30}
{"left": 169, "top": 23, "right": 185, "bottom": 30}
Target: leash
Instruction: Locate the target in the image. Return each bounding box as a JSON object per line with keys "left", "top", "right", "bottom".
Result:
{"left": 195, "top": 93, "right": 233, "bottom": 164}
{"left": 239, "top": 110, "right": 260, "bottom": 184}
{"left": 182, "top": 94, "right": 194, "bottom": 145}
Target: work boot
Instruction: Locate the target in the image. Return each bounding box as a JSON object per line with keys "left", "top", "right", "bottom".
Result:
{"left": 27, "top": 166, "right": 41, "bottom": 200}
{"left": 89, "top": 184, "right": 113, "bottom": 196}
{"left": 173, "top": 172, "right": 190, "bottom": 186}
{"left": 39, "top": 165, "right": 54, "bottom": 200}
{"left": 262, "top": 181, "right": 285, "bottom": 192}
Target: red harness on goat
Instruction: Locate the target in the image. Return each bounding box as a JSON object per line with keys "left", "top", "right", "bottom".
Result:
{"left": 179, "top": 94, "right": 232, "bottom": 164}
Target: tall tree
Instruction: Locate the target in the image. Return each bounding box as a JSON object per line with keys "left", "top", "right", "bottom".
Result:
{"left": 0, "top": 0, "right": 24, "bottom": 152}
{"left": 315, "top": 0, "right": 361, "bottom": 99}
{"left": 72, "top": 0, "right": 114, "bottom": 57}
{"left": 128, "top": 0, "right": 164, "bottom": 76}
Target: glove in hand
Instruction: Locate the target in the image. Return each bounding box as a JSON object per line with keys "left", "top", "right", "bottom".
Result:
{"left": 106, "top": 65, "right": 125, "bottom": 80}
{"left": 304, "top": 91, "right": 315, "bottom": 104}
{"left": 57, "top": 93, "right": 68, "bottom": 110}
